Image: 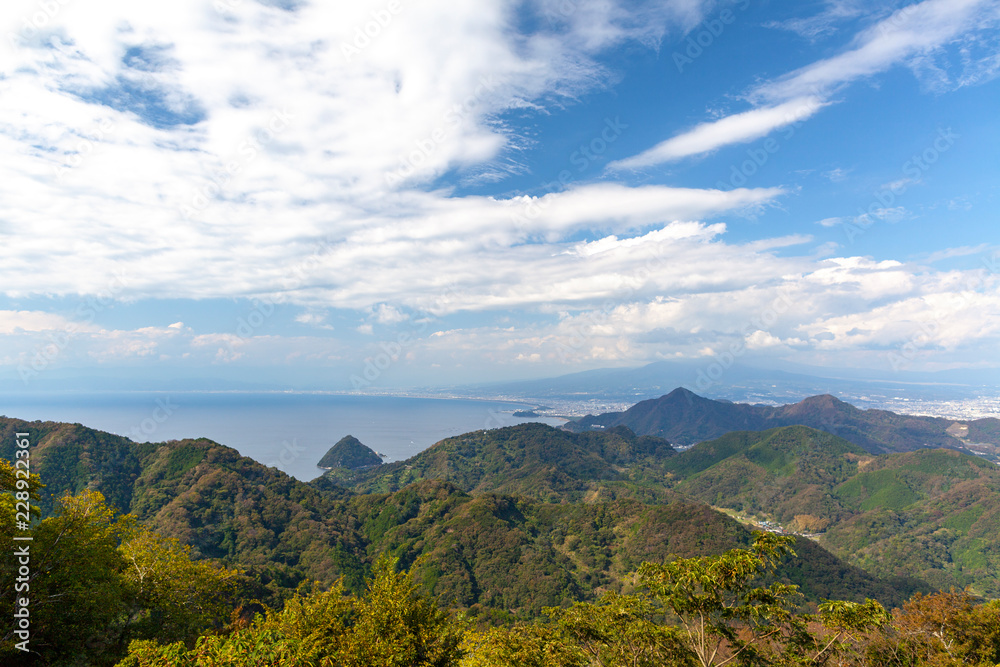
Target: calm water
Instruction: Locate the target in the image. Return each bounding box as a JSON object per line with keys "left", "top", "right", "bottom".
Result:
{"left": 0, "top": 392, "right": 564, "bottom": 481}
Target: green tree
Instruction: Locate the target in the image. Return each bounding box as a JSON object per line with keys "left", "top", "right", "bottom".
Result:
{"left": 547, "top": 589, "right": 694, "bottom": 667}
{"left": 809, "top": 598, "right": 891, "bottom": 666}
{"left": 16, "top": 490, "right": 133, "bottom": 664}
{"left": 0, "top": 458, "right": 44, "bottom": 655}
{"left": 118, "top": 553, "right": 464, "bottom": 667}
{"left": 462, "top": 534, "right": 890, "bottom": 667}
{"left": 637, "top": 532, "right": 807, "bottom": 666}
{"left": 341, "top": 553, "right": 463, "bottom": 667}
{"left": 3, "top": 487, "right": 243, "bottom": 666}
{"left": 460, "top": 624, "right": 586, "bottom": 667}
{"left": 117, "top": 525, "right": 244, "bottom": 648}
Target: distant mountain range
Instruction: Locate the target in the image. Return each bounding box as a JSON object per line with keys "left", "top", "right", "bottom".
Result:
{"left": 563, "top": 387, "right": 1000, "bottom": 458}
{"left": 454, "top": 359, "right": 1000, "bottom": 405}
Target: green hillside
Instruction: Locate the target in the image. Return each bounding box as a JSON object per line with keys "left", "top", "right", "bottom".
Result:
{"left": 665, "top": 426, "right": 868, "bottom": 526}
{"left": 657, "top": 425, "right": 1000, "bottom": 596}
{"left": 324, "top": 422, "right": 677, "bottom": 502}
{"left": 823, "top": 449, "right": 1000, "bottom": 596}
{"left": 0, "top": 416, "right": 919, "bottom": 620}
{"left": 344, "top": 480, "right": 918, "bottom": 618}
{"left": 0, "top": 419, "right": 994, "bottom": 667}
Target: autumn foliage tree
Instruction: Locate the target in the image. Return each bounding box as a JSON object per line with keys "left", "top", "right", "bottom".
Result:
{"left": 887, "top": 588, "right": 1000, "bottom": 666}
{"left": 119, "top": 553, "right": 464, "bottom": 667}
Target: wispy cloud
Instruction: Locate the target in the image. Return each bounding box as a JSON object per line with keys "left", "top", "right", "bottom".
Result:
{"left": 611, "top": 0, "right": 999, "bottom": 169}
{"left": 608, "top": 97, "right": 827, "bottom": 170}
{"left": 764, "top": 0, "right": 869, "bottom": 41}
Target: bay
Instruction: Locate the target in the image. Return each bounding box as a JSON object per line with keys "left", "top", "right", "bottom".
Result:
{"left": 0, "top": 392, "right": 565, "bottom": 481}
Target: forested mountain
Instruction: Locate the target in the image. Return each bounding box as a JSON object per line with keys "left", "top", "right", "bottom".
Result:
{"left": 6, "top": 412, "right": 1000, "bottom": 665}
{"left": 565, "top": 387, "right": 1000, "bottom": 457}
{"left": 664, "top": 425, "right": 869, "bottom": 524}
{"left": 323, "top": 422, "right": 677, "bottom": 502}
{"left": 0, "top": 416, "right": 916, "bottom": 621}
{"left": 662, "top": 425, "right": 1000, "bottom": 596}
{"left": 327, "top": 418, "right": 1000, "bottom": 598}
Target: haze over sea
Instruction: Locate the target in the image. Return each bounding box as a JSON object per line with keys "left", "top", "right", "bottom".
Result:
{"left": 0, "top": 393, "right": 563, "bottom": 482}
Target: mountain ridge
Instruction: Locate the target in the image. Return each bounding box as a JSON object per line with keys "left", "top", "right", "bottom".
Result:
{"left": 564, "top": 387, "right": 1000, "bottom": 458}
{"left": 0, "top": 415, "right": 922, "bottom": 616}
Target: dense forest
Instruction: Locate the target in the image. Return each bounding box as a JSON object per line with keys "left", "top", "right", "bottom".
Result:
{"left": 3, "top": 415, "right": 1000, "bottom": 665}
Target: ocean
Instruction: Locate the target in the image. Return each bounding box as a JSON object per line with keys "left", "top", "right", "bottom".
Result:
{"left": 0, "top": 392, "right": 565, "bottom": 482}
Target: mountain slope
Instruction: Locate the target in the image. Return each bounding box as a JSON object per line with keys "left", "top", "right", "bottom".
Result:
{"left": 0, "top": 416, "right": 369, "bottom": 593}
{"left": 666, "top": 426, "right": 868, "bottom": 526}
{"left": 323, "top": 422, "right": 677, "bottom": 502}
{"left": 1, "top": 416, "right": 921, "bottom": 615}
{"left": 822, "top": 448, "right": 1000, "bottom": 596}
{"left": 565, "top": 387, "right": 1000, "bottom": 456}
{"left": 344, "top": 480, "right": 920, "bottom": 616}
{"left": 657, "top": 424, "right": 1000, "bottom": 596}
{"left": 318, "top": 435, "right": 383, "bottom": 470}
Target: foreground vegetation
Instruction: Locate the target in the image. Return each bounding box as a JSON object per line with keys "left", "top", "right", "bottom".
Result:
{"left": 119, "top": 535, "right": 1000, "bottom": 667}
{"left": 4, "top": 470, "right": 997, "bottom": 666}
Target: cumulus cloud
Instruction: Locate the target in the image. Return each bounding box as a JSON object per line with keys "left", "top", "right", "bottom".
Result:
{"left": 0, "top": 0, "right": 996, "bottom": 382}
{"left": 405, "top": 254, "right": 1000, "bottom": 373}
{"left": 0, "top": 0, "right": 764, "bottom": 311}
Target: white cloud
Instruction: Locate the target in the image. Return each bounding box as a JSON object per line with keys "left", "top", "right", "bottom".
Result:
{"left": 608, "top": 97, "right": 827, "bottom": 170}
{"left": 922, "top": 245, "right": 992, "bottom": 263}
{"left": 855, "top": 206, "right": 907, "bottom": 226}
{"left": 0, "top": 0, "right": 762, "bottom": 315}
{"left": 407, "top": 255, "right": 1000, "bottom": 371}
{"left": 753, "top": 0, "right": 998, "bottom": 103}
{"left": 372, "top": 304, "right": 408, "bottom": 325}
{"left": 764, "top": 0, "right": 868, "bottom": 41}
{"left": 610, "top": 0, "right": 999, "bottom": 168}
{"left": 1, "top": 0, "right": 997, "bottom": 381}
{"left": 823, "top": 167, "right": 851, "bottom": 182}
{"left": 294, "top": 312, "right": 327, "bottom": 326}
{"left": 0, "top": 310, "right": 99, "bottom": 335}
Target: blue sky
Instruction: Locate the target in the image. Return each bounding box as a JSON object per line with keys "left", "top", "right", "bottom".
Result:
{"left": 1, "top": 0, "right": 998, "bottom": 391}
